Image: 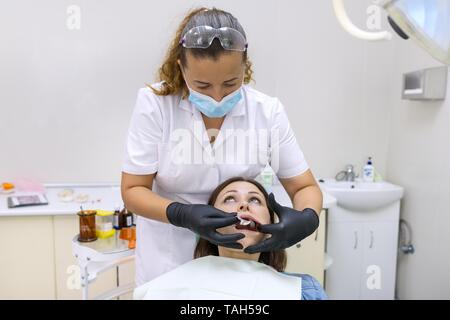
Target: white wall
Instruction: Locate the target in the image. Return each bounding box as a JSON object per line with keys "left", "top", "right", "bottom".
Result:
{"left": 385, "top": 40, "right": 450, "bottom": 299}
{"left": 0, "top": 0, "right": 393, "bottom": 184}
{"left": 0, "top": 0, "right": 277, "bottom": 183}
{"left": 274, "top": 0, "right": 395, "bottom": 179}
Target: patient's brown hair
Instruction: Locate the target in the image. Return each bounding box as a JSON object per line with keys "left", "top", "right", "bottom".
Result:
{"left": 194, "top": 177, "right": 287, "bottom": 272}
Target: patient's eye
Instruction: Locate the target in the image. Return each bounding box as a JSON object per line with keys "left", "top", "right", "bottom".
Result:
{"left": 223, "top": 195, "right": 236, "bottom": 203}
{"left": 249, "top": 197, "right": 261, "bottom": 205}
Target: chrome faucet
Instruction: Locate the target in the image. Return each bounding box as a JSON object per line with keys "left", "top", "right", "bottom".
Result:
{"left": 335, "top": 164, "right": 358, "bottom": 182}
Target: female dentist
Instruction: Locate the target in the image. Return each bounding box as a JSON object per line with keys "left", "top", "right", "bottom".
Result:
{"left": 121, "top": 7, "right": 323, "bottom": 286}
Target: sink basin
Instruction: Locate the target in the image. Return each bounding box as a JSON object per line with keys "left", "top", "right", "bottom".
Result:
{"left": 319, "top": 179, "right": 404, "bottom": 211}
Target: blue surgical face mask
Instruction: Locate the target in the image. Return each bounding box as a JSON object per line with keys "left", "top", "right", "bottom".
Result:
{"left": 187, "top": 86, "right": 243, "bottom": 118}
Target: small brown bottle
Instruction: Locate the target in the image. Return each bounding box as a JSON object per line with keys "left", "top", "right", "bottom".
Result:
{"left": 120, "top": 207, "right": 133, "bottom": 241}
{"left": 77, "top": 209, "right": 97, "bottom": 242}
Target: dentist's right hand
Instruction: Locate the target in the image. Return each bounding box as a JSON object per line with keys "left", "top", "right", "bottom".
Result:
{"left": 166, "top": 202, "right": 245, "bottom": 249}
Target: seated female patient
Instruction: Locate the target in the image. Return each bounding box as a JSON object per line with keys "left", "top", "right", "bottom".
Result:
{"left": 194, "top": 176, "right": 327, "bottom": 300}
{"left": 133, "top": 177, "right": 327, "bottom": 300}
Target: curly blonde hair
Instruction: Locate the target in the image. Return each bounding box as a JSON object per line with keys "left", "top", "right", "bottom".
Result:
{"left": 148, "top": 7, "right": 254, "bottom": 99}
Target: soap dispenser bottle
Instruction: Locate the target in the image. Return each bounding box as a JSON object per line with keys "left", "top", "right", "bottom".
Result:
{"left": 362, "top": 157, "right": 375, "bottom": 182}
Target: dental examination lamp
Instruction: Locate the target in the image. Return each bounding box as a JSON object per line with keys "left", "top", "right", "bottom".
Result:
{"left": 333, "top": 0, "right": 450, "bottom": 66}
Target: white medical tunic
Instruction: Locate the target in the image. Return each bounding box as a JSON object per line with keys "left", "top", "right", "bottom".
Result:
{"left": 121, "top": 83, "right": 309, "bottom": 286}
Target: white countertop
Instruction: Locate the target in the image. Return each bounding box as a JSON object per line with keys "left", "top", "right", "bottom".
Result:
{"left": 0, "top": 183, "right": 122, "bottom": 217}
{"left": 0, "top": 182, "right": 336, "bottom": 217}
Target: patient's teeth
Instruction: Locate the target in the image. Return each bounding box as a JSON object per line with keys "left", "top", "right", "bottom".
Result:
{"left": 237, "top": 215, "right": 251, "bottom": 225}
{"left": 240, "top": 219, "right": 251, "bottom": 226}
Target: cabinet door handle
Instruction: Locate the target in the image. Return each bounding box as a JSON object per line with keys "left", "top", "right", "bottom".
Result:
{"left": 353, "top": 231, "right": 358, "bottom": 249}
{"left": 369, "top": 230, "right": 374, "bottom": 249}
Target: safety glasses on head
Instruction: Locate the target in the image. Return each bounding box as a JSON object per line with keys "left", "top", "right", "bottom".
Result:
{"left": 180, "top": 26, "right": 248, "bottom": 52}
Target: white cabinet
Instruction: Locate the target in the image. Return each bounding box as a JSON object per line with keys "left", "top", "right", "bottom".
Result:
{"left": 0, "top": 185, "right": 133, "bottom": 299}
{"left": 0, "top": 216, "right": 56, "bottom": 299}
{"left": 325, "top": 202, "right": 400, "bottom": 300}
{"left": 0, "top": 215, "right": 134, "bottom": 299}
{"left": 325, "top": 221, "right": 362, "bottom": 298}
{"left": 360, "top": 221, "right": 398, "bottom": 299}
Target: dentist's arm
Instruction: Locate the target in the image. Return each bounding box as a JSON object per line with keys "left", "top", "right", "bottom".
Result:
{"left": 121, "top": 172, "right": 172, "bottom": 223}
{"left": 280, "top": 169, "right": 323, "bottom": 215}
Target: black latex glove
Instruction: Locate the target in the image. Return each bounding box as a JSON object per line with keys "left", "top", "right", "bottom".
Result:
{"left": 244, "top": 193, "right": 320, "bottom": 254}
{"left": 166, "top": 202, "right": 245, "bottom": 249}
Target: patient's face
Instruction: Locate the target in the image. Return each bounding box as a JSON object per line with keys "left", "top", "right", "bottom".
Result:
{"left": 214, "top": 181, "right": 271, "bottom": 250}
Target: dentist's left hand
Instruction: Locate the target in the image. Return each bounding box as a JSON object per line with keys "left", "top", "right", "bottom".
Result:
{"left": 244, "top": 193, "right": 320, "bottom": 254}
{"left": 166, "top": 202, "right": 245, "bottom": 249}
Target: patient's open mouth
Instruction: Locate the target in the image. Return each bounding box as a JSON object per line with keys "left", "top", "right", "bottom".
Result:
{"left": 235, "top": 213, "right": 261, "bottom": 232}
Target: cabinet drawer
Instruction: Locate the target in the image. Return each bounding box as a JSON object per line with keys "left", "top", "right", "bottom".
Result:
{"left": 0, "top": 216, "right": 56, "bottom": 299}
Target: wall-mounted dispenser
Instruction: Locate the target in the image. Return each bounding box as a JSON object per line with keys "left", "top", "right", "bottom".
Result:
{"left": 402, "top": 66, "right": 448, "bottom": 101}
